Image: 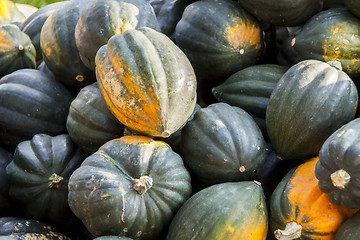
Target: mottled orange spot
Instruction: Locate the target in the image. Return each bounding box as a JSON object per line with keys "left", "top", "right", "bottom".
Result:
{"left": 101, "top": 194, "right": 110, "bottom": 198}
{"left": 287, "top": 157, "right": 358, "bottom": 239}
{"left": 0, "top": 0, "right": 13, "bottom": 19}
{"left": 227, "top": 226, "right": 234, "bottom": 232}
{"left": 225, "top": 19, "right": 262, "bottom": 51}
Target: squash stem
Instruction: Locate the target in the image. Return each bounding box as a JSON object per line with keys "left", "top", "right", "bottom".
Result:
{"left": 133, "top": 176, "right": 153, "bottom": 195}
{"left": 48, "top": 173, "right": 64, "bottom": 189}
{"left": 274, "top": 221, "right": 302, "bottom": 240}
{"left": 331, "top": 169, "right": 351, "bottom": 189}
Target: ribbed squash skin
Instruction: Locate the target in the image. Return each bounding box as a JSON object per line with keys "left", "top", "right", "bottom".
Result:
{"left": 335, "top": 210, "right": 360, "bottom": 240}
{"left": 0, "top": 148, "right": 11, "bottom": 215}
{"left": 237, "top": 0, "right": 323, "bottom": 27}
{"left": 40, "top": 0, "right": 95, "bottom": 89}
{"left": 212, "top": 64, "right": 288, "bottom": 134}
{"left": 66, "top": 83, "right": 125, "bottom": 155}
{"left": 166, "top": 181, "right": 268, "bottom": 240}
{"left": 0, "top": 69, "right": 73, "bottom": 150}
{"left": 173, "top": 0, "right": 264, "bottom": 81}
{"left": 180, "top": 102, "right": 268, "bottom": 185}
{"left": 315, "top": 118, "right": 360, "bottom": 209}
{"left": 0, "top": 24, "right": 36, "bottom": 78}
{"left": 75, "top": 0, "right": 160, "bottom": 71}
{"left": 95, "top": 27, "right": 197, "bottom": 138}
{"left": 270, "top": 157, "right": 358, "bottom": 240}
{"left": 68, "top": 136, "right": 192, "bottom": 239}
{"left": 289, "top": 8, "right": 360, "bottom": 77}
{"left": 6, "top": 134, "right": 85, "bottom": 223}
{"left": 0, "top": 0, "right": 25, "bottom": 25}
{"left": 345, "top": 0, "right": 360, "bottom": 17}
{"left": 266, "top": 60, "right": 358, "bottom": 160}
{"left": 0, "top": 217, "right": 71, "bottom": 239}
{"left": 20, "top": 1, "right": 65, "bottom": 65}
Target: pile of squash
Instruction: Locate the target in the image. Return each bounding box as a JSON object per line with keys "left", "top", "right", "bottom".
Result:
{"left": 0, "top": 0, "right": 360, "bottom": 239}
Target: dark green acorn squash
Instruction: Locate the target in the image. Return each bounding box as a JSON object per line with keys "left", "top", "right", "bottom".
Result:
{"left": 237, "top": 0, "right": 323, "bottom": 27}
{"left": 266, "top": 60, "right": 358, "bottom": 160}
{"left": 0, "top": 217, "right": 71, "bottom": 239}
{"left": 40, "top": 0, "right": 96, "bottom": 89}
{"left": 345, "top": 0, "right": 360, "bottom": 17}
{"left": 0, "top": 23, "right": 36, "bottom": 78}
{"left": 95, "top": 27, "right": 197, "bottom": 138}
{"left": 212, "top": 64, "right": 288, "bottom": 134}
{"left": 180, "top": 102, "right": 268, "bottom": 185}
{"left": 0, "top": 69, "right": 73, "bottom": 150}
{"left": 75, "top": 0, "right": 160, "bottom": 71}
{"left": 68, "top": 136, "right": 192, "bottom": 239}
{"left": 0, "top": 148, "right": 12, "bottom": 216}
{"left": 287, "top": 8, "right": 360, "bottom": 77}
{"left": 315, "top": 118, "right": 360, "bottom": 209}
{"left": 6, "top": 133, "right": 85, "bottom": 223}
{"left": 166, "top": 181, "right": 268, "bottom": 240}
{"left": 20, "top": 1, "right": 65, "bottom": 65}
{"left": 173, "top": 0, "right": 265, "bottom": 81}
{"left": 335, "top": 210, "right": 360, "bottom": 240}
{"left": 67, "top": 82, "right": 125, "bottom": 155}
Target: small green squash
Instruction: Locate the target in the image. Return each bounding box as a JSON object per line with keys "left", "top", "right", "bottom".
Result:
{"left": 180, "top": 102, "right": 268, "bottom": 185}
{"left": 166, "top": 181, "right": 268, "bottom": 240}
{"left": 315, "top": 118, "right": 360, "bottom": 209}
{"left": 75, "top": 0, "right": 160, "bottom": 71}
{"left": 68, "top": 136, "right": 192, "bottom": 239}
{"left": 95, "top": 27, "right": 197, "bottom": 138}
{"left": 266, "top": 60, "right": 358, "bottom": 160}
{"left": 0, "top": 23, "right": 36, "bottom": 78}
{"left": 6, "top": 133, "right": 85, "bottom": 223}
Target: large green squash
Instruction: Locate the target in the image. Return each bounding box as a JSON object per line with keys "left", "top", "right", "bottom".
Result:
{"left": 0, "top": 217, "right": 71, "bottom": 239}
{"left": 66, "top": 82, "right": 125, "bottom": 155}
{"left": 237, "top": 0, "right": 323, "bottom": 27}
{"left": 75, "top": 0, "right": 160, "bottom": 71}
{"left": 95, "top": 27, "right": 197, "bottom": 138}
{"left": 212, "top": 64, "right": 288, "bottom": 134}
{"left": 0, "top": 24, "right": 36, "bottom": 78}
{"left": 68, "top": 136, "right": 192, "bottom": 239}
{"left": 173, "top": 0, "right": 264, "bottom": 81}
{"left": 315, "top": 118, "right": 360, "bottom": 209}
{"left": 0, "top": 148, "right": 12, "bottom": 216}
{"left": 166, "top": 181, "right": 268, "bottom": 240}
{"left": 0, "top": 69, "right": 73, "bottom": 150}
{"left": 180, "top": 102, "right": 268, "bottom": 185}
{"left": 345, "top": 0, "right": 360, "bottom": 17}
{"left": 266, "top": 60, "right": 358, "bottom": 160}
{"left": 6, "top": 133, "right": 85, "bottom": 223}
{"left": 287, "top": 8, "right": 360, "bottom": 77}
{"left": 40, "top": 0, "right": 95, "bottom": 89}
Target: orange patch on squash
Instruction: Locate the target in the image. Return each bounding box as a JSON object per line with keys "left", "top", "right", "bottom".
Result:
{"left": 0, "top": 0, "right": 13, "bottom": 19}
{"left": 225, "top": 19, "right": 262, "bottom": 51}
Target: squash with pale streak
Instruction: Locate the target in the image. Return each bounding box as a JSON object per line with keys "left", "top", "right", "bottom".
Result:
{"left": 95, "top": 27, "right": 197, "bottom": 138}
{"left": 270, "top": 157, "right": 358, "bottom": 240}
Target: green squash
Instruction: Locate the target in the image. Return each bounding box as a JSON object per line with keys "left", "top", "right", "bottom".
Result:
{"left": 166, "top": 181, "right": 268, "bottom": 240}
{"left": 75, "top": 0, "right": 160, "bottom": 71}
{"left": 173, "top": 0, "right": 265, "bottom": 81}
{"left": 324, "top": 0, "right": 345, "bottom": 9}
{"left": 212, "top": 64, "right": 288, "bottom": 134}
{"left": 68, "top": 136, "right": 192, "bottom": 239}
{"left": 6, "top": 133, "right": 85, "bottom": 223}
{"left": 20, "top": 1, "right": 66, "bottom": 65}
{"left": 0, "top": 69, "right": 73, "bottom": 150}
{"left": 180, "top": 102, "right": 268, "bottom": 185}
{"left": 95, "top": 27, "right": 197, "bottom": 138}
{"left": 287, "top": 8, "right": 360, "bottom": 77}
{"left": 237, "top": 0, "right": 323, "bottom": 27}
{"left": 66, "top": 82, "right": 125, "bottom": 155}
{"left": 345, "top": 0, "right": 360, "bottom": 17}
{"left": 40, "top": 0, "right": 96, "bottom": 89}
{"left": 0, "top": 217, "right": 71, "bottom": 239}
{"left": 266, "top": 60, "right": 358, "bottom": 160}
{"left": 315, "top": 118, "right": 360, "bottom": 209}
{"left": 0, "top": 148, "right": 12, "bottom": 216}
{"left": 0, "top": 24, "right": 36, "bottom": 78}
{"left": 335, "top": 210, "right": 360, "bottom": 240}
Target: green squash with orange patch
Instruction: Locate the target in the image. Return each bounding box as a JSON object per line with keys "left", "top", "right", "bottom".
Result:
{"left": 173, "top": 0, "right": 264, "bottom": 81}
{"left": 286, "top": 8, "right": 360, "bottom": 77}
{"left": 95, "top": 27, "right": 197, "bottom": 138}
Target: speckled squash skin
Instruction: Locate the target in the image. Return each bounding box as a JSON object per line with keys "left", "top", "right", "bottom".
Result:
{"left": 68, "top": 136, "right": 192, "bottom": 240}
{"left": 315, "top": 118, "right": 360, "bottom": 209}
{"left": 270, "top": 157, "right": 358, "bottom": 240}
{"left": 288, "top": 8, "right": 360, "bottom": 77}
{"left": 95, "top": 27, "right": 197, "bottom": 138}
{"left": 266, "top": 60, "right": 358, "bottom": 160}
{"left": 166, "top": 181, "right": 268, "bottom": 240}
{"left": 75, "top": 0, "right": 160, "bottom": 71}
{"left": 173, "top": 0, "right": 265, "bottom": 81}
{"left": 0, "top": 24, "right": 36, "bottom": 78}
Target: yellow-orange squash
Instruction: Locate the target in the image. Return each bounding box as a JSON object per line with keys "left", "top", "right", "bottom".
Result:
{"left": 270, "top": 157, "right": 358, "bottom": 240}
